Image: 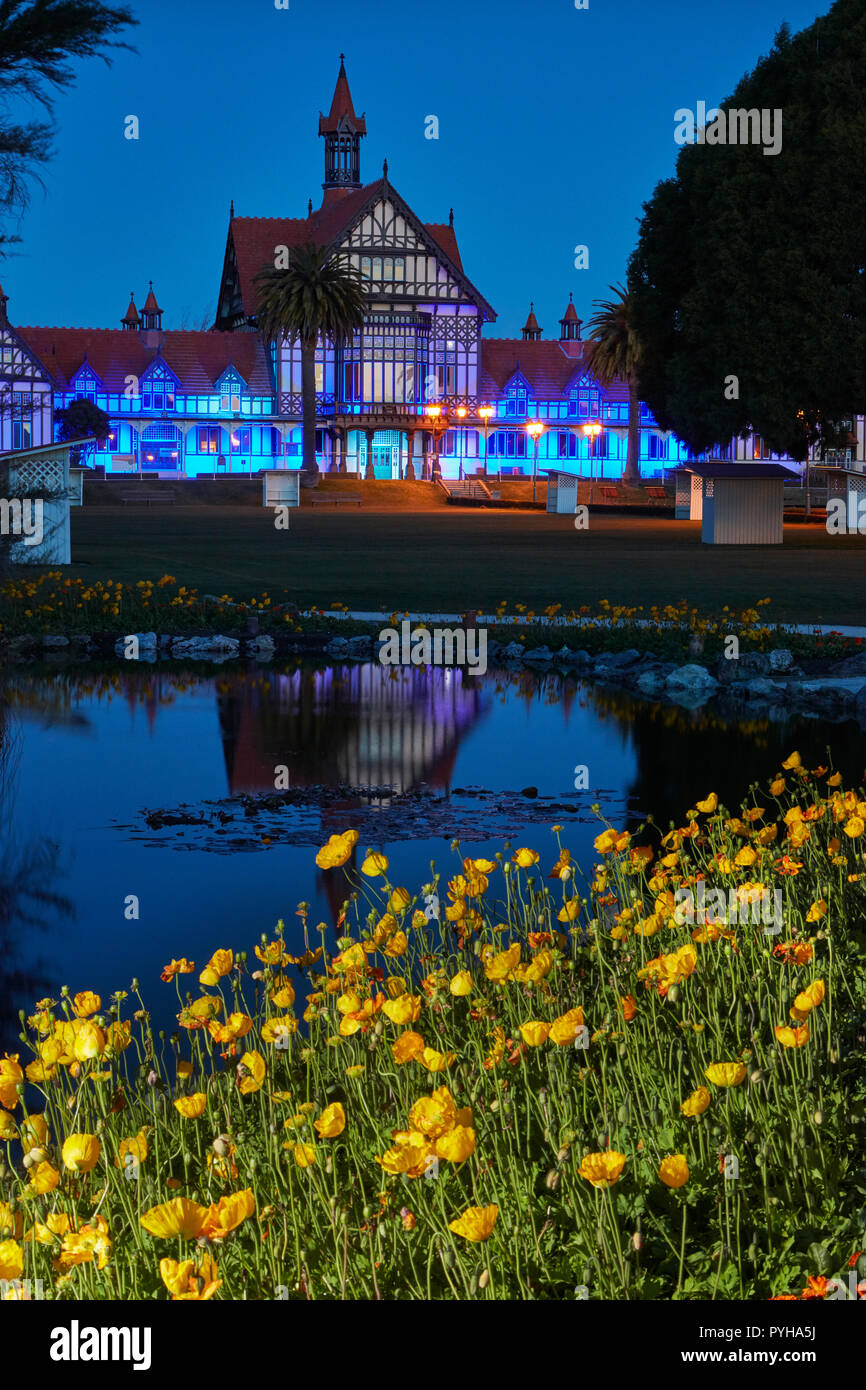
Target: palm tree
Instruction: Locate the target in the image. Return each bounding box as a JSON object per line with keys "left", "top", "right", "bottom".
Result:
{"left": 255, "top": 245, "right": 367, "bottom": 479}
{"left": 583, "top": 283, "right": 644, "bottom": 486}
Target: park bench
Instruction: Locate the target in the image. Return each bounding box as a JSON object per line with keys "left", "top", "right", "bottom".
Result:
{"left": 645, "top": 486, "right": 668, "bottom": 501}
{"left": 118, "top": 490, "right": 176, "bottom": 506}
{"left": 600, "top": 486, "right": 619, "bottom": 501}
{"left": 308, "top": 492, "right": 362, "bottom": 507}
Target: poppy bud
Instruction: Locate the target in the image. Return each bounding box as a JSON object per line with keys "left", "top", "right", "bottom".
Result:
{"left": 212, "top": 1135, "right": 231, "bottom": 1157}
{"left": 478, "top": 1268, "right": 490, "bottom": 1289}
{"left": 749, "top": 1069, "right": 763, "bottom": 1084}
{"left": 667, "top": 984, "right": 680, "bottom": 1003}
{"left": 545, "top": 1168, "right": 560, "bottom": 1190}
{"left": 631, "top": 1231, "right": 643, "bottom": 1251}
{"left": 813, "top": 1109, "right": 823, "bottom": 1125}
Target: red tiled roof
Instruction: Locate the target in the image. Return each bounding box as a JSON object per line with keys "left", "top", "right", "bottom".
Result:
{"left": 16, "top": 327, "right": 274, "bottom": 394}
{"left": 560, "top": 296, "right": 580, "bottom": 323}
{"left": 479, "top": 338, "right": 629, "bottom": 402}
{"left": 230, "top": 179, "right": 473, "bottom": 317}
{"left": 142, "top": 284, "right": 162, "bottom": 314}
{"left": 522, "top": 305, "right": 541, "bottom": 333}
{"left": 121, "top": 294, "right": 139, "bottom": 326}
{"left": 318, "top": 57, "right": 367, "bottom": 135}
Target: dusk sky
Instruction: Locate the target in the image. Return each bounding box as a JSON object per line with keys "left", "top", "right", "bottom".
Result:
{"left": 2, "top": 0, "right": 829, "bottom": 337}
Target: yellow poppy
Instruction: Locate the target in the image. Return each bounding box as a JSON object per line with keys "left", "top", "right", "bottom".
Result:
{"left": 448, "top": 1205, "right": 498, "bottom": 1242}
{"left": 199, "top": 949, "right": 234, "bottom": 986}
{"left": 72, "top": 990, "right": 101, "bottom": 1018}
{"left": 237, "top": 1050, "right": 266, "bottom": 1095}
{"left": 174, "top": 1093, "right": 207, "bottom": 1118}
{"left": 705, "top": 1062, "right": 747, "bottom": 1087}
{"left": 61, "top": 1133, "right": 101, "bottom": 1173}
{"left": 314, "top": 1102, "right": 346, "bottom": 1139}
{"left": 361, "top": 851, "right": 389, "bottom": 876}
{"left": 393, "top": 1031, "right": 426, "bottom": 1064}
{"left": 201, "top": 1188, "right": 256, "bottom": 1238}
{"left": 316, "top": 829, "right": 359, "bottom": 869}
{"left": 681, "top": 1087, "right": 711, "bottom": 1117}
{"left": 659, "top": 1154, "right": 690, "bottom": 1188}
{"left": 449, "top": 970, "right": 473, "bottom": 996}
{"left": 141, "top": 1198, "right": 208, "bottom": 1240}
{"left": 578, "top": 1151, "right": 626, "bottom": 1188}
{"left": 775, "top": 1022, "right": 809, "bottom": 1048}
{"left": 519, "top": 1021, "right": 550, "bottom": 1047}
{"left": 435, "top": 1125, "right": 476, "bottom": 1162}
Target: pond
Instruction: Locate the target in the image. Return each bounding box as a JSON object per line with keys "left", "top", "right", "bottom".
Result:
{"left": 2, "top": 660, "right": 866, "bottom": 1047}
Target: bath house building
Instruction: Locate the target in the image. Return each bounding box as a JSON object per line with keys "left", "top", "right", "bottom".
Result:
{"left": 0, "top": 60, "right": 858, "bottom": 483}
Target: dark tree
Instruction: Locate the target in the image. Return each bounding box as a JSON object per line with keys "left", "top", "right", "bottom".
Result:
{"left": 55, "top": 393, "right": 110, "bottom": 463}
{"left": 0, "top": 0, "right": 137, "bottom": 250}
{"left": 628, "top": 0, "right": 866, "bottom": 461}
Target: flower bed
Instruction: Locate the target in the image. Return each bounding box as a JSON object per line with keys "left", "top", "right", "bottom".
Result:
{"left": 1, "top": 753, "right": 865, "bottom": 1300}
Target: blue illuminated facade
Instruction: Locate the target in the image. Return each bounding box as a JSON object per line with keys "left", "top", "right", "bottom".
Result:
{"left": 1, "top": 60, "right": 850, "bottom": 482}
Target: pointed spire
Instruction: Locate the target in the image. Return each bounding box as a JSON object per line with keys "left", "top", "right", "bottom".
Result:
{"left": 121, "top": 290, "right": 140, "bottom": 330}
{"left": 141, "top": 281, "right": 163, "bottom": 332}
{"left": 318, "top": 54, "right": 367, "bottom": 134}
{"left": 522, "top": 303, "right": 542, "bottom": 340}
{"left": 230, "top": 198, "right": 235, "bottom": 219}
{"left": 383, "top": 157, "right": 388, "bottom": 181}
{"left": 559, "top": 292, "right": 581, "bottom": 341}
{"left": 319, "top": 56, "right": 366, "bottom": 190}
{"left": 449, "top": 207, "right": 454, "bottom": 227}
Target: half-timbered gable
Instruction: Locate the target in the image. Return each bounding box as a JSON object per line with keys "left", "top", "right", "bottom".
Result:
{"left": 0, "top": 287, "right": 54, "bottom": 452}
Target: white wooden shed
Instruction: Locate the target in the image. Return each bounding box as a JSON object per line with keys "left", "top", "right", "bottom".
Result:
{"left": 543, "top": 469, "right": 579, "bottom": 515}
{"left": 262, "top": 469, "right": 301, "bottom": 509}
{"left": 0, "top": 439, "right": 83, "bottom": 565}
{"left": 683, "top": 463, "right": 797, "bottom": 545}
{"left": 674, "top": 469, "right": 703, "bottom": 520}
{"left": 811, "top": 464, "right": 866, "bottom": 531}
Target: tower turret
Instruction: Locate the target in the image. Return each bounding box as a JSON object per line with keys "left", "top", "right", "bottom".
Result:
{"left": 318, "top": 55, "right": 366, "bottom": 190}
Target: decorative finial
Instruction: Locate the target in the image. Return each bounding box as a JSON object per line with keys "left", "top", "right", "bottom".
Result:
{"left": 308, "top": 198, "right": 313, "bottom": 217}
{"left": 569, "top": 291, "right": 573, "bottom": 302}
{"left": 340, "top": 51, "right": 345, "bottom": 62}
{"left": 449, "top": 207, "right": 454, "bottom": 227}
{"left": 383, "top": 157, "right": 388, "bottom": 179}
{"left": 230, "top": 198, "right": 234, "bottom": 218}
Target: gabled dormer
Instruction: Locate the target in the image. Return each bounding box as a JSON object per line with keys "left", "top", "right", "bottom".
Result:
{"left": 215, "top": 365, "right": 248, "bottom": 412}
{"left": 140, "top": 357, "right": 179, "bottom": 411}
{"left": 69, "top": 360, "right": 102, "bottom": 401}
{"left": 503, "top": 370, "right": 531, "bottom": 418}
{"left": 564, "top": 369, "right": 602, "bottom": 419}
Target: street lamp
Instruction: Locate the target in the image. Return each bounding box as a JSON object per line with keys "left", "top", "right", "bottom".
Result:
{"left": 582, "top": 421, "right": 602, "bottom": 503}
{"left": 424, "top": 405, "right": 449, "bottom": 482}
{"left": 478, "top": 405, "right": 494, "bottom": 480}
{"left": 526, "top": 419, "right": 545, "bottom": 503}
{"left": 456, "top": 405, "right": 467, "bottom": 480}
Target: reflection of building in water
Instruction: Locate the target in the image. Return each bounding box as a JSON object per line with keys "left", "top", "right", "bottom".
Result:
{"left": 218, "top": 663, "right": 488, "bottom": 796}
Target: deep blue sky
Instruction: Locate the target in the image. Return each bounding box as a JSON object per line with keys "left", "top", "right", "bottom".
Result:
{"left": 1, "top": 0, "right": 831, "bottom": 337}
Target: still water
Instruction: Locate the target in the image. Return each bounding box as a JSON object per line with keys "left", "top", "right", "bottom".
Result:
{"left": 2, "top": 661, "right": 866, "bottom": 1046}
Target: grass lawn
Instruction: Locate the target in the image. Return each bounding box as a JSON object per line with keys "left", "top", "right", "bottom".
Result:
{"left": 47, "top": 505, "right": 866, "bottom": 624}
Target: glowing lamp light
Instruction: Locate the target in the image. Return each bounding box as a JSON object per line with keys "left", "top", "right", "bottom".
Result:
{"left": 526, "top": 420, "right": 545, "bottom": 440}
{"left": 170, "top": 451, "right": 178, "bottom": 459}
{"left": 427, "top": 405, "right": 442, "bottom": 420}
{"left": 146, "top": 454, "right": 154, "bottom": 461}
{"left": 456, "top": 405, "right": 467, "bottom": 419}
{"left": 478, "top": 405, "right": 494, "bottom": 421}
{"left": 582, "top": 421, "right": 602, "bottom": 439}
